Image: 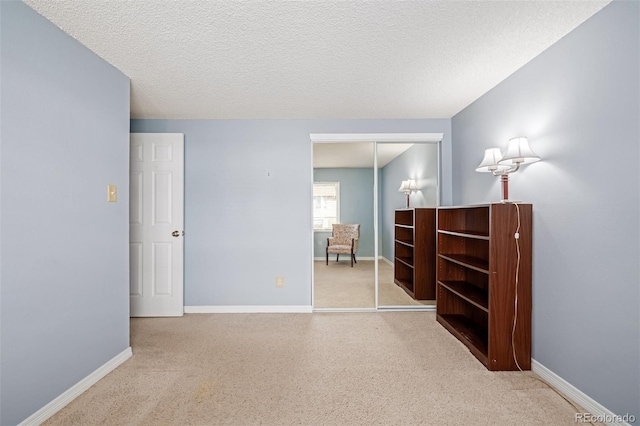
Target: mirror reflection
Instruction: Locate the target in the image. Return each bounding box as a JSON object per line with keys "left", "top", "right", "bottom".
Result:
{"left": 378, "top": 142, "right": 439, "bottom": 307}
{"left": 313, "top": 141, "right": 439, "bottom": 309}
{"left": 313, "top": 142, "right": 375, "bottom": 309}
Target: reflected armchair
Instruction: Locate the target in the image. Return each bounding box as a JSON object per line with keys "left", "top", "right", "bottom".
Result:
{"left": 326, "top": 224, "right": 360, "bottom": 267}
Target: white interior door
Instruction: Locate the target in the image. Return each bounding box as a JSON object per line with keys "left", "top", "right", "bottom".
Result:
{"left": 130, "top": 133, "right": 184, "bottom": 317}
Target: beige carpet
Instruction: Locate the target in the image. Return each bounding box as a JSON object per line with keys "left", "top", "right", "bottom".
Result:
{"left": 314, "top": 260, "right": 435, "bottom": 308}
{"left": 44, "top": 312, "right": 592, "bottom": 426}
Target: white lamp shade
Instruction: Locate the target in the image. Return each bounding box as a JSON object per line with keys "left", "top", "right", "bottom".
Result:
{"left": 476, "top": 148, "right": 509, "bottom": 173}
{"left": 398, "top": 179, "right": 417, "bottom": 192}
{"left": 498, "top": 137, "right": 540, "bottom": 165}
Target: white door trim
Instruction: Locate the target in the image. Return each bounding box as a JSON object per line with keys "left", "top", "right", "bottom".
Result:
{"left": 310, "top": 133, "right": 443, "bottom": 143}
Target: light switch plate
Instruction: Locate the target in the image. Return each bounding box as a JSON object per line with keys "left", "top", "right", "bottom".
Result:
{"left": 107, "top": 184, "right": 117, "bottom": 202}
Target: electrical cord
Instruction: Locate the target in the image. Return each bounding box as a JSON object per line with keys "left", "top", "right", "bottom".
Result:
{"left": 512, "top": 202, "right": 523, "bottom": 372}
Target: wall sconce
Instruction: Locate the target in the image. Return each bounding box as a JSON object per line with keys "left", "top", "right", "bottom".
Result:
{"left": 476, "top": 137, "right": 540, "bottom": 202}
{"left": 398, "top": 179, "right": 417, "bottom": 208}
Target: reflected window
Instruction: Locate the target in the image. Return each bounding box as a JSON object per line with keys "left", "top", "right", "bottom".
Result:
{"left": 313, "top": 182, "right": 339, "bottom": 231}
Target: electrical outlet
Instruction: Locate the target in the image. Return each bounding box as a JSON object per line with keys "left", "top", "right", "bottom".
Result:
{"left": 276, "top": 276, "right": 284, "bottom": 288}
{"left": 107, "top": 184, "right": 117, "bottom": 202}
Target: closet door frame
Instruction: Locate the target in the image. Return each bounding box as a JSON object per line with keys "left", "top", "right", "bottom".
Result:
{"left": 310, "top": 133, "right": 443, "bottom": 312}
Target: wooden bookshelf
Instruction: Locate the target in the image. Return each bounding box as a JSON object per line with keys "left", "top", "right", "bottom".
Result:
{"left": 393, "top": 208, "right": 436, "bottom": 300}
{"left": 436, "top": 203, "right": 532, "bottom": 371}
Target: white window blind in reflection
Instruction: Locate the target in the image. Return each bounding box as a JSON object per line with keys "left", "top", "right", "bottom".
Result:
{"left": 313, "top": 182, "right": 340, "bottom": 231}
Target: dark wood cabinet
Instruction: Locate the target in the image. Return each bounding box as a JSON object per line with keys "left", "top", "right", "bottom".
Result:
{"left": 394, "top": 208, "right": 436, "bottom": 300}
{"left": 436, "top": 203, "right": 532, "bottom": 371}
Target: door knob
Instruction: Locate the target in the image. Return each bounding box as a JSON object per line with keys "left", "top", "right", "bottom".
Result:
{"left": 172, "top": 231, "right": 180, "bottom": 237}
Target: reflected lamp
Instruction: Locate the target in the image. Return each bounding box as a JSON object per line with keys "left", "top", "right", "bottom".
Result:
{"left": 398, "top": 179, "right": 417, "bottom": 208}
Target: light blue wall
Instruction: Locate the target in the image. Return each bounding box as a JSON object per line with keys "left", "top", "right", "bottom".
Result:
{"left": 130, "top": 119, "right": 452, "bottom": 306}
{"left": 380, "top": 143, "right": 439, "bottom": 261}
{"left": 451, "top": 1, "right": 639, "bottom": 420}
{"left": 0, "top": 2, "right": 131, "bottom": 425}
{"left": 313, "top": 168, "right": 375, "bottom": 258}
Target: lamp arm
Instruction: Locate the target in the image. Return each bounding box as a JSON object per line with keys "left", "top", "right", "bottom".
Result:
{"left": 491, "top": 163, "right": 520, "bottom": 177}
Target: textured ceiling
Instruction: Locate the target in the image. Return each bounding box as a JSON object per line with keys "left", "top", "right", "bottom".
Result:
{"left": 24, "top": 0, "right": 610, "bottom": 119}
{"left": 313, "top": 143, "right": 414, "bottom": 168}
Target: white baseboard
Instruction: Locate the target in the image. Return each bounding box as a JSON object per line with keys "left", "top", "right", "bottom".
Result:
{"left": 313, "top": 256, "right": 378, "bottom": 261}
{"left": 313, "top": 256, "right": 385, "bottom": 262}
{"left": 380, "top": 256, "right": 393, "bottom": 266}
{"left": 532, "top": 359, "right": 634, "bottom": 426}
{"left": 19, "top": 347, "right": 133, "bottom": 426}
{"left": 185, "top": 305, "right": 313, "bottom": 313}
{"left": 378, "top": 304, "right": 436, "bottom": 311}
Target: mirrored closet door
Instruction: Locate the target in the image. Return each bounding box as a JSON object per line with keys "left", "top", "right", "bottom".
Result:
{"left": 376, "top": 142, "right": 439, "bottom": 309}
{"left": 312, "top": 142, "right": 375, "bottom": 309}
{"left": 311, "top": 134, "right": 442, "bottom": 311}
